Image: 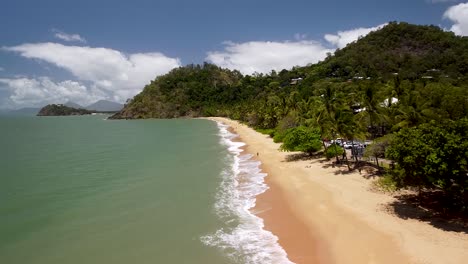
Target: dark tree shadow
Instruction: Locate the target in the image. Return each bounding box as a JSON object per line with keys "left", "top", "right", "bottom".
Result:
{"left": 284, "top": 152, "right": 324, "bottom": 162}
{"left": 354, "top": 161, "right": 384, "bottom": 179}
{"left": 317, "top": 159, "right": 386, "bottom": 176}
{"left": 284, "top": 152, "right": 391, "bottom": 181}
{"left": 333, "top": 168, "right": 355, "bottom": 175}
{"left": 385, "top": 191, "right": 468, "bottom": 233}
{"left": 318, "top": 160, "right": 354, "bottom": 175}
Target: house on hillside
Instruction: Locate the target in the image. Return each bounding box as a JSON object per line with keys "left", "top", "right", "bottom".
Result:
{"left": 290, "top": 77, "right": 303, "bottom": 85}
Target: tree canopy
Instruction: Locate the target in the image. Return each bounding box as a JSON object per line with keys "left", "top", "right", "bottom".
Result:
{"left": 37, "top": 104, "right": 92, "bottom": 116}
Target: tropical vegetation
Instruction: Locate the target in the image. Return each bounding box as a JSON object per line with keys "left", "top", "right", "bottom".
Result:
{"left": 112, "top": 22, "right": 468, "bottom": 211}
{"left": 37, "top": 104, "right": 92, "bottom": 116}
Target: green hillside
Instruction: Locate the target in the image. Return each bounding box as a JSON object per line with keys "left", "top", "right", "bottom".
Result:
{"left": 37, "top": 104, "right": 92, "bottom": 116}
{"left": 112, "top": 22, "right": 467, "bottom": 127}
{"left": 112, "top": 22, "right": 468, "bottom": 212}
{"left": 316, "top": 22, "right": 468, "bottom": 80}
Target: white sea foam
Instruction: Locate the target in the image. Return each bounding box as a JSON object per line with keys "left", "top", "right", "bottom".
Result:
{"left": 201, "top": 122, "right": 294, "bottom": 264}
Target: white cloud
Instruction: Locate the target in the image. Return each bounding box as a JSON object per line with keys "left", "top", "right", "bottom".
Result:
{"left": 206, "top": 24, "right": 387, "bottom": 74}
{"left": 324, "top": 23, "right": 387, "bottom": 49}
{"left": 444, "top": 2, "right": 468, "bottom": 36}
{"left": 206, "top": 40, "right": 333, "bottom": 75}
{"left": 3, "top": 42, "right": 181, "bottom": 103}
{"left": 0, "top": 77, "right": 105, "bottom": 108}
{"left": 3, "top": 23, "right": 389, "bottom": 107}
{"left": 53, "top": 30, "right": 87, "bottom": 43}
{"left": 0, "top": 67, "right": 4, "bottom": 71}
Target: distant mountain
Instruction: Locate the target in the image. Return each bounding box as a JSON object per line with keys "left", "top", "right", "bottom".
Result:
{"left": 64, "top": 101, "right": 83, "bottom": 109}
{"left": 86, "top": 100, "right": 123, "bottom": 112}
{"left": 7, "top": 107, "right": 41, "bottom": 116}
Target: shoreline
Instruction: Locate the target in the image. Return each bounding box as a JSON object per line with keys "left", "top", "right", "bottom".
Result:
{"left": 207, "top": 117, "right": 468, "bottom": 264}
{"left": 233, "top": 131, "right": 326, "bottom": 263}
{"left": 249, "top": 148, "right": 329, "bottom": 264}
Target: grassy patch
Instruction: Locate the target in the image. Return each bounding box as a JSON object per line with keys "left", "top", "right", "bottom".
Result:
{"left": 255, "top": 128, "right": 276, "bottom": 137}
{"left": 374, "top": 174, "right": 398, "bottom": 193}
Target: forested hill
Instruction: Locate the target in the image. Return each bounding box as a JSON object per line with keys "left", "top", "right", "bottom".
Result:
{"left": 111, "top": 22, "right": 468, "bottom": 121}
{"left": 37, "top": 104, "right": 92, "bottom": 116}
{"left": 111, "top": 63, "right": 244, "bottom": 119}
{"left": 315, "top": 22, "right": 468, "bottom": 80}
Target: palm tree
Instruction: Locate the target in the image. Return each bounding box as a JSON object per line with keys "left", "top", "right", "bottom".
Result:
{"left": 286, "top": 91, "right": 301, "bottom": 112}
{"left": 313, "top": 100, "right": 334, "bottom": 155}
{"left": 356, "top": 83, "right": 386, "bottom": 139}
{"left": 316, "top": 83, "right": 348, "bottom": 163}
{"left": 393, "top": 90, "right": 431, "bottom": 130}
{"left": 333, "top": 106, "right": 366, "bottom": 170}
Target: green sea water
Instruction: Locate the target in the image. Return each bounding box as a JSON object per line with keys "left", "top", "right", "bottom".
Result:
{"left": 0, "top": 115, "right": 232, "bottom": 264}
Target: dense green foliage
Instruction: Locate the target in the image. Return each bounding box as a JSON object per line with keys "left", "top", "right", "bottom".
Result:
{"left": 386, "top": 119, "right": 468, "bottom": 204}
{"left": 112, "top": 63, "right": 244, "bottom": 118}
{"left": 37, "top": 104, "right": 92, "bottom": 116}
{"left": 317, "top": 22, "right": 468, "bottom": 80}
{"left": 280, "top": 126, "right": 322, "bottom": 154}
{"left": 113, "top": 22, "right": 468, "bottom": 209}
{"left": 325, "top": 144, "right": 344, "bottom": 159}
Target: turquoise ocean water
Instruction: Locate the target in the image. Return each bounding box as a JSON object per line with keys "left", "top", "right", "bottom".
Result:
{"left": 0, "top": 115, "right": 291, "bottom": 264}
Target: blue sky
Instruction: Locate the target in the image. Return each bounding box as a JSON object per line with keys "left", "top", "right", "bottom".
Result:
{"left": 0, "top": 0, "right": 467, "bottom": 108}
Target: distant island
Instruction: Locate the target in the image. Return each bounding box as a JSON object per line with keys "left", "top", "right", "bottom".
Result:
{"left": 37, "top": 104, "right": 93, "bottom": 116}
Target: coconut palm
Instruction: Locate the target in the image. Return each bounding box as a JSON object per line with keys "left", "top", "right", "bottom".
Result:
{"left": 356, "top": 83, "right": 387, "bottom": 139}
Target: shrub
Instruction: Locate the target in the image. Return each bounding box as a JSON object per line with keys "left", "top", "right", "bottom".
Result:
{"left": 273, "top": 132, "right": 285, "bottom": 143}
{"left": 280, "top": 126, "right": 322, "bottom": 154}
{"left": 386, "top": 119, "right": 468, "bottom": 208}
{"left": 274, "top": 112, "right": 299, "bottom": 143}
{"left": 364, "top": 134, "right": 393, "bottom": 159}
{"left": 325, "top": 143, "right": 344, "bottom": 159}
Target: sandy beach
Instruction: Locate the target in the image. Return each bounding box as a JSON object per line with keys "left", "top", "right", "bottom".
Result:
{"left": 208, "top": 117, "right": 468, "bottom": 264}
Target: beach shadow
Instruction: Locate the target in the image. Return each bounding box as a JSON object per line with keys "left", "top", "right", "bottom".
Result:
{"left": 355, "top": 161, "right": 384, "bottom": 179}
{"left": 385, "top": 191, "right": 468, "bottom": 234}
{"left": 321, "top": 161, "right": 344, "bottom": 169}
{"left": 330, "top": 161, "right": 371, "bottom": 175}
{"left": 285, "top": 153, "right": 388, "bottom": 179}
{"left": 333, "top": 168, "right": 355, "bottom": 175}
{"left": 285, "top": 152, "right": 323, "bottom": 162}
